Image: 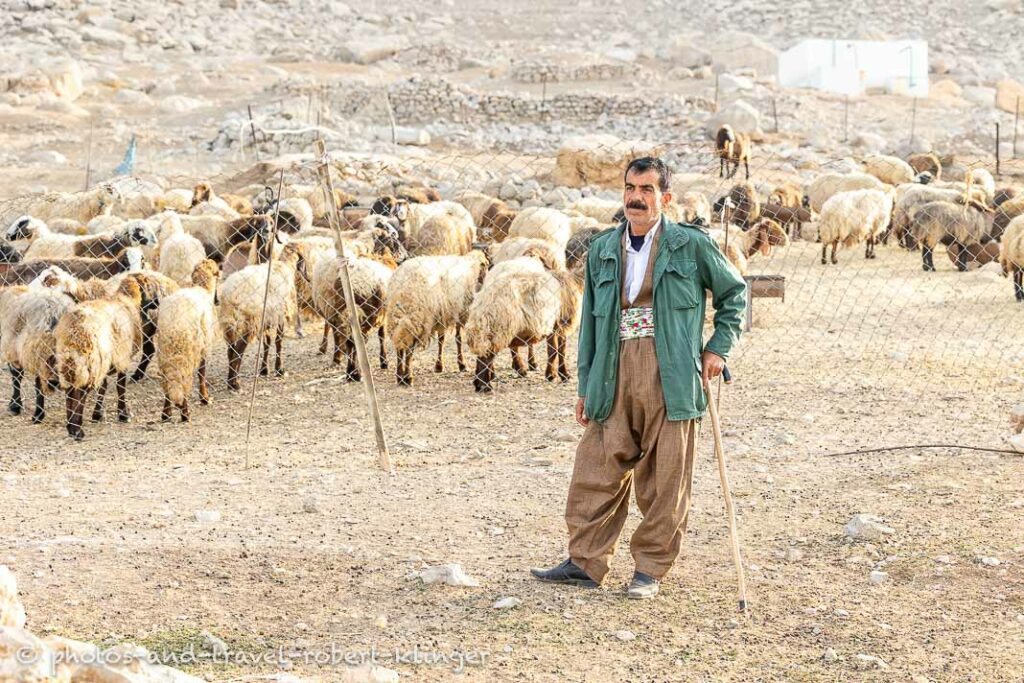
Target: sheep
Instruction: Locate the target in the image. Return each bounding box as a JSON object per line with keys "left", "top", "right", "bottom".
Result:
{"left": 188, "top": 182, "right": 240, "bottom": 219}
{"left": 465, "top": 256, "right": 584, "bottom": 391}
{"left": 818, "top": 189, "right": 894, "bottom": 264}
{"left": 54, "top": 277, "right": 144, "bottom": 440}
{"left": 84, "top": 214, "right": 125, "bottom": 236}
{"left": 410, "top": 213, "right": 476, "bottom": 256}
{"left": 713, "top": 183, "right": 760, "bottom": 229}
{"left": 256, "top": 197, "right": 315, "bottom": 235}
{"left": 153, "top": 213, "right": 207, "bottom": 287}
{"left": 761, "top": 203, "right": 816, "bottom": 240}
{"left": 181, "top": 214, "right": 271, "bottom": 263}
{"left": 995, "top": 194, "right": 1024, "bottom": 239}
{"left": 154, "top": 188, "right": 194, "bottom": 213}
{"left": 507, "top": 207, "right": 572, "bottom": 249}
{"left": 6, "top": 216, "right": 157, "bottom": 261}
{"left": 768, "top": 183, "right": 805, "bottom": 209}
{"left": 396, "top": 185, "right": 441, "bottom": 204}
{"left": 565, "top": 212, "right": 602, "bottom": 235}
{"left": 404, "top": 201, "right": 474, "bottom": 245}
{"left": 0, "top": 239, "right": 22, "bottom": 263}
{"left": 308, "top": 187, "right": 358, "bottom": 223}
{"left": 1000, "top": 215, "right": 1024, "bottom": 301}
{"left": 994, "top": 187, "right": 1019, "bottom": 208}
{"left": 104, "top": 269, "right": 180, "bottom": 381}
{"left": 907, "top": 152, "right": 942, "bottom": 179}
{"left": 455, "top": 191, "right": 516, "bottom": 241}
{"left": 219, "top": 242, "right": 306, "bottom": 390}
{"left": 567, "top": 197, "right": 622, "bottom": 224}
{"left": 862, "top": 154, "right": 916, "bottom": 185}
{"left": 712, "top": 219, "right": 789, "bottom": 268}
{"left": 289, "top": 234, "right": 337, "bottom": 339}
{"left": 0, "top": 248, "right": 145, "bottom": 287}
{"left": 909, "top": 199, "right": 996, "bottom": 272}
{"left": 386, "top": 250, "right": 490, "bottom": 386}
{"left": 805, "top": 172, "right": 886, "bottom": 213}
{"left": 716, "top": 125, "right": 751, "bottom": 179}
{"left": 0, "top": 183, "right": 120, "bottom": 229}
{"left": 565, "top": 227, "right": 605, "bottom": 271}
{"left": 491, "top": 236, "right": 566, "bottom": 271}
{"left": 1, "top": 285, "right": 76, "bottom": 423}
{"left": 889, "top": 184, "right": 988, "bottom": 247}
{"left": 156, "top": 260, "right": 219, "bottom": 422}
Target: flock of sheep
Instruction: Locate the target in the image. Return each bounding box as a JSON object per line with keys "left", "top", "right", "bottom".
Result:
{"left": 2, "top": 139, "right": 1024, "bottom": 440}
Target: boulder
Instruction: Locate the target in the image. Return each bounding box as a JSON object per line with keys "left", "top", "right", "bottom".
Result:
{"left": 709, "top": 32, "right": 779, "bottom": 78}
{"left": 552, "top": 134, "right": 665, "bottom": 188}
{"left": 335, "top": 35, "right": 411, "bottom": 64}
{"left": 930, "top": 79, "right": 963, "bottom": 101}
{"left": 996, "top": 79, "right": 1024, "bottom": 113}
{"left": 665, "top": 38, "right": 711, "bottom": 69}
{"left": 718, "top": 73, "right": 754, "bottom": 95}
{"left": 704, "top": 100, "right": 763, "bottom": 139}
{"left": 962, "top": 86, "right": 996, "bottom": 107}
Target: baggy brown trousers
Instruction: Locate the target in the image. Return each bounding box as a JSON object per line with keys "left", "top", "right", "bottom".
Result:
{"left": 566, "top": 229, "right": 698, "bottom": 583}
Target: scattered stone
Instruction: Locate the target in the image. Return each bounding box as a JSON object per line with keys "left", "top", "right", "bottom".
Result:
{"left": 976, "top": 556, "right": 1001, "bottom": 566}
{"left": 869, "top": 570, "right": 890, "bottom": 585}
{"left": 934, "top": 555, "right": 953, "bottom": 564}
{"left": 996, "top": 79, "right": 1024, "bottom": 113}
{"left": 194, "top": 510, "right": 221, "bottom": 523}
{"left": 834, "top": 608, "right": 850, "bottom": 618}
{"left": 201, "top": 630, "right": 229, "bottom": 656}
{"left": 823, "top": 647, "right": 839, "bottom": 663}
{"left": 784, "top": 547, "right": 804, "bottom": 562}
{"left": 416, "top": 564, "right": 480, "bottom": 587}
{"left": 493, "top": 597, "right": 521, "bottom": 610}
{"left": 302, "top": 497, "right": 320, "bottom": 514}
{"left": 336, "top": 35, "right": 411, "bottom": 65}
{"left": 611, "top": 629, "right": 635, "bottom": 641}
{"left": 704, "top": 99, "right": 763, "bottom": 138}
{"left": 853, "top": 653, "right": 890, "bottom": 670}
{"left": 845, "top": 514, "right": 895, "bottom": 541}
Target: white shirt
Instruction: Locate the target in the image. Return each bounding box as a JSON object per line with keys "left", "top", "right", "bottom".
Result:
{"left": 624, "top": 216, "right": 661, "bottom": 304}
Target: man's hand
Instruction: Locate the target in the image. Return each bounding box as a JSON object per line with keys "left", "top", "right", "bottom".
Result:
{"left": 575, "top": 397, "right": 590, "bottom": 427}
{"left": 701, "top": 350, "right": 726, "bottom": 386}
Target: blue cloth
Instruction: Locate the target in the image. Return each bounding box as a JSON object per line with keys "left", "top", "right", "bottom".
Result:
{"left": 113, "top": 135, "right": 136, "bottom": 176}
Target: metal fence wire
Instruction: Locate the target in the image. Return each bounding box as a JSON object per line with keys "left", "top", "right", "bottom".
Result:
{"left": 1, "top": 141, "right": 1023, "bottom": 455}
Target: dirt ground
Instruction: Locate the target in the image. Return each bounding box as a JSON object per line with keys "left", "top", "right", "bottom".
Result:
{"left": 2, "top": 239, "right": 1023, "bottom": 682}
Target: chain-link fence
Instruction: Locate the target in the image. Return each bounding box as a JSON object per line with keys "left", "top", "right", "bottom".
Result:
{"left": 1, "top": 138, "right": 1023, "bottom": 453}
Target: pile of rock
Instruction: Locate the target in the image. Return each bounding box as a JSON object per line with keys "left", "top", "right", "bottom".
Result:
{"left": 553, "top": 134, "right": 666, "bottom": 188}
{"left": 509, "top": 60, "right": 637, "bottom": 84}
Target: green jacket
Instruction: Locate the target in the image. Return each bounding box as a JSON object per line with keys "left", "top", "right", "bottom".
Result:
{"left": 577, "top": 219, "right": 747, "bottom": 422}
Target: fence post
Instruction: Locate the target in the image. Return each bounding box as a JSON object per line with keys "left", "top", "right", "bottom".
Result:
{"left": 909, "top": 97, "right": 917, "bottom": 147}
{"left": 83, "top": 118, "right": 94, "bottom": 191}
{"left": 1014, "top": 96, "right": 1020, "bottom": 159}
{"left": 714, "top": 73, "right": 720, "bottom": 112}
{"left": 247, "top": 104, "right": 260, "bottom": 163}
{"left": 541, "top": 73, "right": 548, "bottom": 120}
{"left": 996, "top": 122, "right": 1001, "bottom": 176}
{"left": 313, "top": 138, "right": 393, "bottom": 474}
{"left": 843, "top": 95, "right": 849, "bottom": 143}
{"left": 383, "top": 92, "right": 397, "bottom": 147}
{"left": 772, "top": 95, "right": 779, "bottom": 133}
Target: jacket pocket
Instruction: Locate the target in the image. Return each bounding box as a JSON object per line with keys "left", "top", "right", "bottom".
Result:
{"left": 663, "top": 258, "right": 700, "bottom": 309}
{"left": 592, "top": 263, "right": 617, "bottom": 316}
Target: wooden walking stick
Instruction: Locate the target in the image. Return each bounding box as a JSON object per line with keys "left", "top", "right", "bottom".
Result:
{"left": 704, "top": 366, "right": 748, "bottom": 612}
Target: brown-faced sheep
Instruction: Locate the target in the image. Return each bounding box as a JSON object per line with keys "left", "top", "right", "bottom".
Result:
{"left": 1000, "top": 215, "right": 1024, "bottom": 301}
{"left": 768, "top": 184, "right": 805, "bottom": 209}
{"left": 907, "top": 152, "right": 942, "bottom": 180}
{"left": 761, "top": 203, "right": 816, "bottom": 240}
{"left": 716, "top": 125, "right": 751, "bottom": 179}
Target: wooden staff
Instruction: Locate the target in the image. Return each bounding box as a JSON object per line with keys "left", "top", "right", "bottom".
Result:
{"left": 313, "top": 138, "right": 393, "bottom": 473}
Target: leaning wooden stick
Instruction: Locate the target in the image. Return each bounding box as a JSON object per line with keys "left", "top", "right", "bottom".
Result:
{"left": 704, "top": 367, "right": 748, "bottom": 612}
{"left": 313, "top": 138, "right": 393, "bottom": 474}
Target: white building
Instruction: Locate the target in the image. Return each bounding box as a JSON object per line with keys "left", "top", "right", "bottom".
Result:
{"left": 778, "top": 39, "right": 929, "bottom": 97}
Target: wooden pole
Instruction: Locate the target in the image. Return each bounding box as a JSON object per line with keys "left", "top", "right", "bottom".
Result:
{"left": 772, "top": 95, "right": 779, "bottom": 134}
{"left": 247, "top": 104, "right": 260, "bottom": 163}
{"left": 714, "top": 73, "right": 720, "bottom": 112}
{"left": 313, "top": 138, "right": 393, "bottom": 474}
{"left": 909, "top": 97, "right": 917, "bottom": 146}
{"left": 83, "top": 118, "right": 94, "bottom": 191}
{"left": 541, "top": 73, "right": 547, "bottom": 118}
{"left": 996, "top": 122, "right": 1001, "bottom": 176}
{"left": 244, "top": 170, "right": 286, "bottom": 470}
{"left": 843, "top": 95, "right": 849, "bottom": 143}
{"left": 306, "top": 89, "right": 314, "bottom": 124}
{"left": 1014, "top": 96, "right": 1020, "bottom": 159}
{"left": 383, "top": 92, "right": 397, "bottom": 147}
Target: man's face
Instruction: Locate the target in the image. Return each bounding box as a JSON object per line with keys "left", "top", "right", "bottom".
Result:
{"left": 623, "top": 168, "right": 671, "bottom": 225}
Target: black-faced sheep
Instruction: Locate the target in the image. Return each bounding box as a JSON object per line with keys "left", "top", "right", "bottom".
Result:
{"left": 716, "top": 125, "right": 751, "bottom": 179}
{"left": 0, "top": 239, "right": 22, "bottom": 263}
{"left": 907, "top": 153, "right": 942, "bottom": 180}
{"left": 6, "top": 216, "right": 156, "bottom": 260}
{"left": 0, "top": 248, "right": 146, "bottom": 287}
{"left": 909, "top": 199, "right": 997, "bottom": 272}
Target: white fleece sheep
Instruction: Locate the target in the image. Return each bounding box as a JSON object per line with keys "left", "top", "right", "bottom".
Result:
{"left": 404, "top": 201, "right": 475, "bottom": 244}
{"left": 862, "top": 154, "right": 916, "bottom": 185}
{"left": 567, "top": 197, "right": 622, "bottom": 224}
{"left": 386, "top": 250, "right": 489, "bottom": 385}
{"left": 219, "top": 243, "right": 303, "bottom": 389}
{"left": 0, "top": 183, "right": 120, "bottom": 229}
{"left": 818, "top": 189, "right": 894, "bottom": 264}
{"left": 805, "top": 172, "right": 886, "bottom": 212}
{"left": 54, "top": 279, "right": 144, "bottom": 440}
{"left": 1000, "top": 215, "right": 1024, "bottom": 301}
{"left": 7, "top": 216, "right": 156, "bottom": 261}
{"left": 507, "top": 207, "right": 572, "bottom": 249}
{"left": 156, "top": 260, "right": 219, "bottom": 422}
{"left": 85, "top": 214, "right": 126, "bottom": 236}
{"left": 410, "top": 213, "right": 477, "bottom": 256}
{"left": 155, "top": 213, "right": 208, "bottom": 286}
{"left": 490, "top": 236, "right": 566, "bottom": 271}
{"left": 1, "top": 286, "right": 76, "bottom": 423}
{"left": 190, "top": 197, "right": 240, "bottom": 219}
{"left": 464, "top": 256, "right": 583, "bottom": 390}
{"left": 155, "top": 188, "right": 194, "bottom": 213}
{"left": 311, "top": 254, "right": 396, "bottom": 379}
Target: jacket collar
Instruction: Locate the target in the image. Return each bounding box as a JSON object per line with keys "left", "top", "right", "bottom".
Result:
{"left": 599, "top": 217, "right": 689, "bottom": 262}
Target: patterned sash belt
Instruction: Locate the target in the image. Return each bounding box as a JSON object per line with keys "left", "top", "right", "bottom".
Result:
{"left": 619, "top": 307, "right": 655, "bottom": 340}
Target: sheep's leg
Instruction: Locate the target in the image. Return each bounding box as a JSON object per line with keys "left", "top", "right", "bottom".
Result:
{"left": 227, "top": 340, "right": 247, "bottom": 391}
{"left": 294, "top": 312, "right": 304, "bottom": 339}
{"left": 1015, "top": 268, "right": 1024, "bottom": 302}
{"left": 198, "top": 358, "right": 211, "bottom": 405}
{"left": 830, "top": 241, "right": 838, "bottom": 265}
{"left": 378, "top": 326, "right": 388, "bottom": 370}
{"left": 545, "top": 335, "right": 557, "bottom": 382}
{"left": 345, "top": 339, "right": 360, "bottom": 382}
{"left": 259, "top": 332, "right": 271, "bottom": 377}
{"left": 8, "top": 364, "right": 23, "bottom": 416}
{"left": 115, "top": 372, "right": 131, "bottom": 423}
{"left": 744, "top": 157, "right": 750, "bottom": 180}
{"left": 331, "top": 324, "right": 344, "bottom": 366}
{"left": 161, "top": 395, "right": 173, "bottom": 423}
{"left": 131, "top": 325, "right": 156, "bottom": 382}
{"left": 396, "top": 348, "right": 412, "bottom": 387}
{"left": 820, "top": 243, "right": 827, "bottom": 265}
{"left": 274, "top": 324, "right": 286, "bottom": 377}
{"left": 91, "top": 378, "right": 108, "bottom": 423}
{"left": 719, "top": 157, "right": 724, "bottom": 178}
{"left": 455, "top": 324, "right": 466, "bottom": 372}
{"left": 31, "top": 377, "right": 45, "bottom": 424}
{"left": 952, "top": 242, "right": 968, "bottom": 272}
{"left": 66, "top": 387, "right": 85, "bottom": 441}
{"left": 435, "top": 332, "right": 445, "bottom": 373}
{"left": 922, "top": 245, "right": 935, "bottom": 272}
{"left": 318, "top": 321, "right": 329, "bottom": 355}
{"left": 527, "top": 344, "right": 538, "bottom": 372}
{"left": 511, "top": 347, "right": 527, "bottom": 377}
{"left": 474, "top": 354, "right": 495, "bottom": 393}
{"left": 558, "top": 333, "right": 571, "bottom": 382}
{"left": 179, "top": 396, "right": 190, "bottom": 423}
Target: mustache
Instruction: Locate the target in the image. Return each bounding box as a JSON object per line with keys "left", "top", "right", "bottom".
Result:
{"left": 626, "top": 201, "right": 648, "bottom": 210}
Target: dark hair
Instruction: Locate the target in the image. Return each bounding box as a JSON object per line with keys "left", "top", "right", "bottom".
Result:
{"left": 624, "top": 156, "right": 671, "bottom": 192}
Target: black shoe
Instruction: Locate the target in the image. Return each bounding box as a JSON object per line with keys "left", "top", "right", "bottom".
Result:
{"left": 530, "top": 558, "right": 598, "bottom": 588}
{"left": 626, "top": 571, "right": 660, "bottom": 600}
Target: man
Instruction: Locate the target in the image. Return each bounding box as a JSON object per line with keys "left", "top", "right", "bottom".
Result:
{"left": 531, "top": 156, "right": 747, "bottom": 599}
